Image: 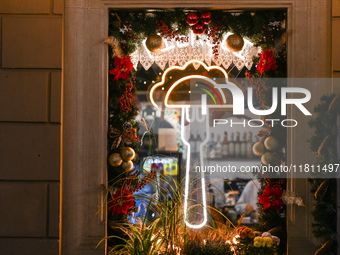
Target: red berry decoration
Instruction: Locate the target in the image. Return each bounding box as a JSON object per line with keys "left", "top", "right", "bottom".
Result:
{"left": 192, "top": 23, "right": 205, "bottom": 35}
{"left": 186, "top": 12, "right": 199, "bottom": 26}
{"left": 200, "top": 11, "right": 211, "bottom": 25}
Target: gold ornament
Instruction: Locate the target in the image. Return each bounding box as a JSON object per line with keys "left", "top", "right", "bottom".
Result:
{"left": 121, "top": 147, "right": 135, "bottom": 161}
{"left": 253, "top": 142, "right": 266, "bottom": 156}
{"left": 121, "top": 161, "right": 134, "bottom": 172}
{"left": 261, "top": 152, "right": 274, "bottom": 165}
{"left": 108, "top": 153, "right": 123, "bottom": 167}
{"left": 264, "top": 136, "right": 279, "bottom": 151}
{"left": 226, "top": 34, "right": 244, "bottom": 52}
{"left": 146, "top": 35, "right": 164, "bottom": 53}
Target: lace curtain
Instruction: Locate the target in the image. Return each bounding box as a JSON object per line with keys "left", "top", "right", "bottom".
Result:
{"left": 130, "top": 33, "right": 260, "bottom": 71}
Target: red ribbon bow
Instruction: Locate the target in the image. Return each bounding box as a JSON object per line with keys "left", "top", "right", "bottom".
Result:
{"left": 109, "top": 127, "right": 139, "bottom": 149}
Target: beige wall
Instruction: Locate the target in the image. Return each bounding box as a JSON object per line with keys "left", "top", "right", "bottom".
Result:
{"left": 333, "top": 1, "right": 340, "bottom": 253}
{"left": 0, "top": 0, "right": 338, "bottom": 254}
{"left": 0, "top": 0, "right": 63, "bottom": 254}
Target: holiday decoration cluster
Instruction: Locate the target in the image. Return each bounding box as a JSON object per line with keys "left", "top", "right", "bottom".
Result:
{"left": 245, "top": 46, "right": 287, "bottom": 255}
{"left": 105, "top": 9, "right": 288, "bottom": 254}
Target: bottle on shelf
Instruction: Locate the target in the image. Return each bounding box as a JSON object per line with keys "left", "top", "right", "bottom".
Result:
{"left": 189, "top": 133, "right": 195, "bottom": 145}
{"left": 246, "top": 132, "right": 253, "bottom": 159}
{"left": 222, "top": 131, "right": 229, "bottom": 158}
{"left": 195, "top": 131, "right": 202, "bottom": 154}
{"left": 189, "top": 132, "right": 195, "bottom": 158}
{"left": 208, "top": 133, "right": 216, "bottom": 159}
{"left": 193, "top": 131, "right": 203, "bottom": 161}
{"left": 229, "top": 132, "right": 235, "bottom": 158}
{"left": 215, "top": 134, "right": 222, "bottom": 158}
{"left": 202, "top": 132, "right": 208, "bottom": 159}
{"left": 207, "top": 184, "right": 215, "bottom": 207}
{"left": 234, "top": 132, "right": 241, "bottom": 158}
{"left": 241, "top": 132, "right": 247, "bottom": 158}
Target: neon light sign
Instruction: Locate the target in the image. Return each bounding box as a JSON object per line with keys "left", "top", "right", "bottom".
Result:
{"left": 149, "top": 60, "right": 239, "bottom": 228}
{"left": 148, "top": 60, "right": 311, "bottom": 228}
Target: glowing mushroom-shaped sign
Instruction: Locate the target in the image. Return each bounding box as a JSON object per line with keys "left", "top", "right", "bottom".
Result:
{"left": 149, "top": 60, "right": 242, "bottom": 228}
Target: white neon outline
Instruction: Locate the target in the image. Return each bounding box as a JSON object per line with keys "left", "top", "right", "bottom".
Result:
{"left": 148, "top": 60, "right": 242, "bottom": 228}
{"left": 149, "top": 60, "right": 232, "bottom": 109}
{"left": 182, "top": 107, "right": 208, "bottom": 229}
{"left": 185, "top": 107, "right": 192, "bottom": 123}
{"left": 200, "top": 94, "right": 207, "bottom": 118}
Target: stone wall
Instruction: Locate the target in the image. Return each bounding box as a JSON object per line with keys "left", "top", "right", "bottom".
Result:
{"left": 0, "top": 0, "right": 63, "bottom": 254}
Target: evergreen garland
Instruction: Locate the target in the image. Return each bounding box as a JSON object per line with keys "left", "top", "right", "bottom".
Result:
{"left": 242, "top": 12, "right": 287, "bottom": 254}
{"left": 109, "top": 9, "right": 286, "bottom": 53}
{"left": 308, "top": 94, "right": 340, "bottom": 255}
{"left": 246, "top": 76, "right": 287, "bottom": 255}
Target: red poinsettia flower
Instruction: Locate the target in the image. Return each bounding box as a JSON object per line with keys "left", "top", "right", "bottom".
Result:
{"left": 109, "top": 187, "right": 134, "bottom": 216}
{"left": 256, "top": 49, "right": 278, "bottom": 77}
{"left": 109, "top": 56, "right": 133, "bottom": 81}
{"left": 258, "top": 184, "right": 283, "bottom": 211}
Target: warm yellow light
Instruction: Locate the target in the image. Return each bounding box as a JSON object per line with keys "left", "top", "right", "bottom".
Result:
{"left": 233, "top": 235, "right": 240, "bottom": 244}
{"left": 149, "top": 60, "right": 230, "bottom": 109}
{"left": 164, "top": 75, "right": 226, "bottom": 108}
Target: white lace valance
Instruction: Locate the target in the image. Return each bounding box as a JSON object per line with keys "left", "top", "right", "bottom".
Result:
{"left": 130, "top": 32, "right": 261, "bottom": 71}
